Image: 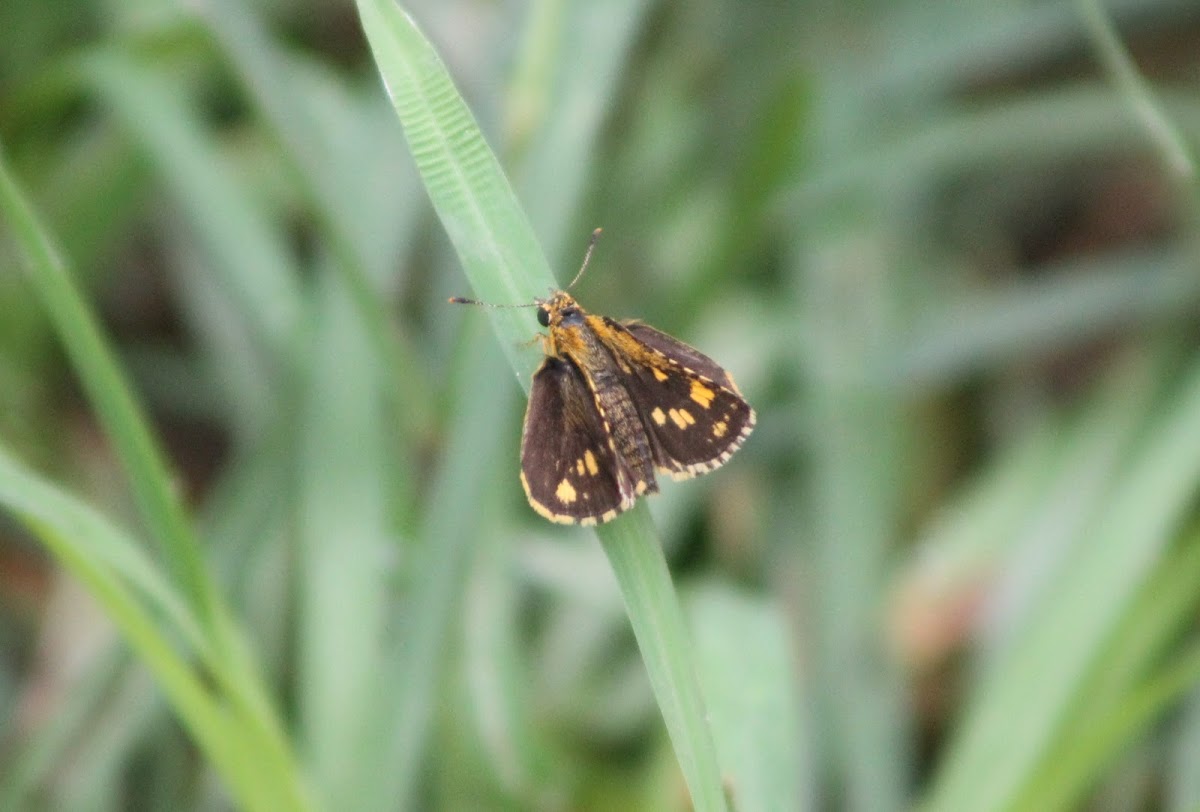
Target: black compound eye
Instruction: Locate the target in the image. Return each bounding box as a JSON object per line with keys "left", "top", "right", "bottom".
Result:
{"left": 536, "top": 307, "right": 551, "bottom": 327}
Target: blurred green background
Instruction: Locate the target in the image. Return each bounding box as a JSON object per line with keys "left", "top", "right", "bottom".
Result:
{"left": 3, "top": 0, "right": 1200, "bottom": 809}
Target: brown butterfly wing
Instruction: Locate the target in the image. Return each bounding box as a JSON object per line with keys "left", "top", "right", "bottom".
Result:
{"left": 606, "top": 320, "right": 755, "bottom": 480}
{"left": 520, "top": 356, "right": 638, "bottom": 524}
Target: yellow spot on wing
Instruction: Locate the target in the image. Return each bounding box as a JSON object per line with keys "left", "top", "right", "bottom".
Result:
{"left": 652, "top": 407, "right": 667, "bottom": 426}
{"left": 556, "top": 479, "right": 577, "bottom": 503}
{"left": 652, "top": 368, "right": 669, "bottom": 382}
{"left": 713, "top": 421, "right": 728, "bottom": 438}
{"left": 522, "top": 472, "right": 577, "bottom": 524}
{"left": 689, "top": 380, "right": 715, "bottom": 408}
{"left": 669, "top": 408, "right": 696, "bottom": 428}
{"left": 584, "top": 450, "right": 599, "bottom": 475}
{"left": 576, "top": 459, "right": 585, "bottom": 476}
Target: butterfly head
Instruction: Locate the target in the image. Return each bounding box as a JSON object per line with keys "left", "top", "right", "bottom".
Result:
{"left": 535, "top": 291, "right": 585, "bottom": 329}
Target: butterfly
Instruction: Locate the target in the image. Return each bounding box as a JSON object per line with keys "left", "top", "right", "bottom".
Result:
{"left": 452, "top": 230, "right": 754, "bottom": 525}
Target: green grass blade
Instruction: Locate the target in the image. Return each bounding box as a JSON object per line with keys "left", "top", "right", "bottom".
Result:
{"left": 452, "top": 0, "right": 653, "bottom": 798}
{"left": 1013, "top": 533, "right": 1200, "bottom": 810}
{"left": 197, "top": 0, "right": 433, "bottom": 447}
{"left": 801, "top": 233, "right": 912, "bottom": 810}
{"left": 362, "top": 320, "right": 517, "bottom": 811}
{"left": 923, "top": 351, "right": 1200, "bottom": 812}
{"left": 687, "top": 581, "right": 808, "bottom": 812}
{"left": 599, "top": 507, "right": 728, "bottom": 812}
{"left": 82, "top": 50, "right": 305, "bottom": 392}
{"left": 0, "top": 138, "right": 308, "bottom": 812}
{"left": 295, "top": 274, "right": 391, "bottom": 807}
{"left": 0, "top": 646, "right": 126, "bottom": 808}
{"left": 894, "top": 249, "right": 1200, "bottom": 389}
{"left": 0, "top": 143, "right": 220, "bottom": 635}
{"left": 0, "top": 445, "right": 314, "bottom": 812}
{"left": 355, "top": 0, "right": 553, "bottom": 379}
{"left": 510, "top": 0, "right": 651, "bottom": 265}
{"left": 1078, "top": 0, "right": 1195, "bottom": 182}
{"left": 355, "top": 3, "right": 727, "bottom": 808}
{"left": 1025, "top": 642, "right": 1200, "bottom": 811}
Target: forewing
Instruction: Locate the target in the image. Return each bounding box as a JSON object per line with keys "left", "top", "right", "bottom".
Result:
{"left": 520, "top": 356, "right": 637, "bottom": 525}
{"left": 607, "top": 320, "right": 755, "bottom": 480}
{"left": 622, "top": 322, "right": 746, "bottom": 393}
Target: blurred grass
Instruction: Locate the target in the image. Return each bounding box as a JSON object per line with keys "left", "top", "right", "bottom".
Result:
{"left": 1, "top": 0, "right": 1200, "bottom": 810}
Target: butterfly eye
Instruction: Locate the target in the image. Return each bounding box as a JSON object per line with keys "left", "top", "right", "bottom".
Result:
{"left": 536, "top": 307, "right": 551, "bottom": 327}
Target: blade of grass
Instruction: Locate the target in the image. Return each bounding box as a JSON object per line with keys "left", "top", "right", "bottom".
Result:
{"left": 894, "top": 249, "right": 1200, "bottom": 390}
{"left": 0, "top": 639, "right": 127, "bottom": 807}
{"left": 295, "top": 272, "right": 391, "bottom": 807}
{"left": 356, "top": 0, "right": 553, "bottom": 377}
{"left": 599, "top": 505, "right": 729, "bottom": 812}
{"left": 1013, "top": 532, "right": 1200, "bottom": 810}
{"left": 687, "top": 581, "right": 807, "bottom": 812}
{"left": 0, "top": 143, "right": 220, "bottom": 638}
{"left": 197, "top": 0, "right": 433, "bottom": 450}
{"left": 1022, "top": 641, "right": 1200, "bottom": 811}
{"left": 973, "top": 347, "right": 1170, "bottom": 669}
{"left": 355, "top": 3, "right": 727, "bottom": 809}
{"left": 82, "top": 50, "right": 305, "bottom": 396}
{"left": 1077, "top": 0, "right": 1195, "bottom": 183}
{"left": 0, "top": 445, "right": 313, "bottom": 812}
{"left": 361, "top": 318, "right": 518, "bottom": 812}
{"left": 510, "top": 0, "right": 650, "bottom": 266}
{"left": 923, "top": 349, "right": 1200, "bottom": 812}
{"left": 458, "top": 0, "right": 652, "bottom": 798}
{"left": 0, "top": 142, "right": 308, "bottom": 812}
{"left": 795, "top": 87, "right": 1200, "bottom": 213}
{"left": 78, "top": 53, "right": 321, "bottom": 765}
{"left": 801, "top": 232, "right": 912, "bottom": 810}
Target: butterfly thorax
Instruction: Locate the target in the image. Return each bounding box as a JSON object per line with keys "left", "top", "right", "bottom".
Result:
{"left": 538, "top": 293, "right": 658, "bottom": 497}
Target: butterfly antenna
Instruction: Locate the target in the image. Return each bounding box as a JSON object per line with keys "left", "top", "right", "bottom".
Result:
{"left": 566, "top": 227, "right": 603, "bottom": 290}
{"left": 447, "top": 296, "right": 537, "bottom": 308}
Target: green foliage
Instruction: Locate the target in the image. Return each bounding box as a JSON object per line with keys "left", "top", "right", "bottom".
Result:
{"left": 1, "top": 1, "right": 1200, "bottom": 810}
